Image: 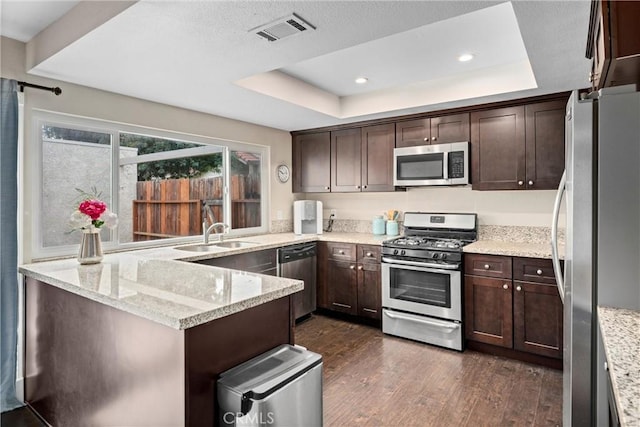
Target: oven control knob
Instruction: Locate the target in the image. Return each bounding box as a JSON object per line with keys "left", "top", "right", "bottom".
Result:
{"left": 431, "top": 253, "right": 439, "bottom": 259}
{"left": 440, "top": 253, "right": 447, "bottom": 260}
{"left": 393, "top": 249, "right": 399, "bottom": 255}
{"left": 400, "top": 250, "right": 406, "bottom": 256}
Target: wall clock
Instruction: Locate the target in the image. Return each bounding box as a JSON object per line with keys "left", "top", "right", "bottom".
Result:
{"left": 276, "top": 164, "right": 290, "bottom": 183}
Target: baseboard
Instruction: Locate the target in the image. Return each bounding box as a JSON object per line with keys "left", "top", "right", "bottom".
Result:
{"left": 15, "top": 377, "right": 24, "bottom": 403}
{"left": 466, "top": 340, "right": 563, "bottom": 370}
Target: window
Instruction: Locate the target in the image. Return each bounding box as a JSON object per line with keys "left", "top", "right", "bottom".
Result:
{"left": 32, "top": 111, "right": 268, "bottom": 259}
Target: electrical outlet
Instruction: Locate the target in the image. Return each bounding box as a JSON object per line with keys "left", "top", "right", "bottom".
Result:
{"left": 330, "top": 209, "right": 337, "bottom": 218}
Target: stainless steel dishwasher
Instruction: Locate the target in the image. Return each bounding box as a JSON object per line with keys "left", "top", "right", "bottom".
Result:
{"left": 277, "top": 243, "right": 317, "bottom": 321}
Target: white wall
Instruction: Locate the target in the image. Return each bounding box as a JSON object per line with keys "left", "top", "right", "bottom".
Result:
{"left": 1, "top": 33, "right": 566, "bottom": 261}
{"left": 1, "top": 36, "right": 295, "bottom": 262}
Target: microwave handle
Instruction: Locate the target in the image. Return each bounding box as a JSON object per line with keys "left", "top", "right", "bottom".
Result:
{"left": 442, "top": 151, "right": 449, "bottom": 180}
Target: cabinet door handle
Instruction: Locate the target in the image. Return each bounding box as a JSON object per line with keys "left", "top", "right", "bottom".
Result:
{"left": 338, "top": 250, "right": 345, "bottom": 254}
{"left": 516, "top": 285, "right": 522, "bottom": 292}
{"left": 363, "top": 308, "right": 377, "bottom": 313}
{"left": 503, "top": 284, "right": 509, "bottom": 290}
{"left": 356, "top": 185, "right": 361, "bottom": 189}
{"left": 350, "top": 265, "right": 355, "bottom": 270}
{"left": 518, "top": 180, "right": 524, "bottom": 186}
{"left": 536, "top": 269, "right": 543, "bottom": 275}
{"left": 363, "top": 185, "right": 367, "bottom": 189}
{"left": 332, "top": 302, "right": 352, "bottom": 309}
{"left": 325, "top": 186, "right": 330, "bottom": 190}
{"left": 484, "top": 264, "right": 490, "bottom": 270}
{"left": 432, "top": 136, "right": 437, "bottom": 141}
{"left": 528, "top": 180, "right": 534, "bottom": 186}
{"left": 357, "top": 265, "right": 363, "bottom": 270}
{"left": 424, "top": 137, "right": 430, "bottom": 142}
{"left": 366, "top": 252, "right": 373, "bottom": 257}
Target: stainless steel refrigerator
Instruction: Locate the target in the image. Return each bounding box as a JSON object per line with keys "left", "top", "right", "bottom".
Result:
{"left": 551, "top": 85, "right": 640, "bottom": 426}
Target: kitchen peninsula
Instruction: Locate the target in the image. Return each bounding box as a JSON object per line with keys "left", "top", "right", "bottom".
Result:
{"left": 19, "top": 246, "right": 305, "bottom": 427}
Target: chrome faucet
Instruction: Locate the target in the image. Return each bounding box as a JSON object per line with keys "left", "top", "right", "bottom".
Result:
{"left": 202, "top": 201, "right": 229, "bottom": 244}
{"left": 203, "top": 221, "right": 230, "bottom": 244}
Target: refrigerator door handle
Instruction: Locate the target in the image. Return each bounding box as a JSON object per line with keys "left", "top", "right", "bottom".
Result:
{"left": 551, "top": 170, "right": 566, "bottom": 304}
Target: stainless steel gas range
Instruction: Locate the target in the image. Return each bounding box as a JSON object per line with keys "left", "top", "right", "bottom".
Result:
{"left": 381, "top": 212, "right": 477, "bottom": 351}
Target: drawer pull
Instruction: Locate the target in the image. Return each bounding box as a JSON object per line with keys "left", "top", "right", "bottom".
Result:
{"left": 363, "top": 308, "right": 377, "bottom": 313}
{"left": 332, "top": 302, "right": 351, "bottom": 309}
{"left": 338, "top": 250, "right": 345, "bottom": 254}
{"left": 484, "top": 264, "right": 490, "bottom": 270}
{"left": 516, "top": 285, "right": 522, "bottom": 292}
{"left": 366, "top": 252, "right": 373, "bottom": 257}
{"left": 536, "top": 269, "right": 543, "bottom": 275}
{"left": 503, "top": 284, "right": 509, "bottom": 290}
{"left": 357, "top": 265, "right": 363, "bottom": 270}
{"left": 349, "top": 265, "right": 355, "bottom": 270}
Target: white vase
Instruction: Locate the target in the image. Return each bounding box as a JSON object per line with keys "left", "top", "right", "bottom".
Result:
{"left": 77, "top": 227, "right": 103, "bottom": 264}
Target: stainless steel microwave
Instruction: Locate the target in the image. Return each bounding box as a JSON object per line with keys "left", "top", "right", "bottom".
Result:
{"left": 393, "top": 141, "right": 469, "bottom": 187}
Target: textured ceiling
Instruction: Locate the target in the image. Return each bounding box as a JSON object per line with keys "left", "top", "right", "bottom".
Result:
{"left": 2, "top": 1, "right": 592, "bottom": 131}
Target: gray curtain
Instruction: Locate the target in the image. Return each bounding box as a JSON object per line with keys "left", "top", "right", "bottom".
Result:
{"left": 1, "top": 78, "right": 22, "bottom": 411}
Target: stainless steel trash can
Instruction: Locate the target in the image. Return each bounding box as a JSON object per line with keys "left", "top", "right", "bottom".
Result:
{"left": 217, "top": 344, "right": 323, "bottom": 427}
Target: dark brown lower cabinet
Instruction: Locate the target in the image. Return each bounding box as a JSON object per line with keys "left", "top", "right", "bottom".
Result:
{"left": 326, "top": 259, "right": 358, "bottom": 315}
{"left": 464, "top": 275, "right": 513, "bottom": 348}
{"left": 318, "top": 242, "right": 382, "bottom": 321}
{"left": 464, "top": 254, "right": 563, "bottom": 363}
{"left": 513, "top": 280, "right": 563, "bottom": 359}
{"left": 357, "top": 261, "right": 381, "bottom": 320}
{"left": 195, "top": 248, "right": 277, "bottom": 275}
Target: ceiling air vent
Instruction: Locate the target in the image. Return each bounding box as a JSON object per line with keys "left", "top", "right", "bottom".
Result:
{"left": 252, "top": 13, "right": 315, "bottom": 42}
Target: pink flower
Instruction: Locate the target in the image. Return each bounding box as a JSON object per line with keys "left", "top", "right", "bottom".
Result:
{"left": 78, "top": 199, "right": 107, "bottom": 220}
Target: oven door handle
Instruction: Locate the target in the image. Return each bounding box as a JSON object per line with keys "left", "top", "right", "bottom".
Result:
{"left": 383, "top": 310, "right": 460, "bottom": 330}
{"left": 381, "top": 257, "right": 460, "bottom": 271}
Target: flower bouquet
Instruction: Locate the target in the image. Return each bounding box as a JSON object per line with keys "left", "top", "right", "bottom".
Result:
{"left": 69, "top": 189, "right": 118, "bottom": 264}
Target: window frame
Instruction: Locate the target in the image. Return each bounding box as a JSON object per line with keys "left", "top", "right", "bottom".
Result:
{"left": 31, "top": 109, "right": 270, "bottom": 260}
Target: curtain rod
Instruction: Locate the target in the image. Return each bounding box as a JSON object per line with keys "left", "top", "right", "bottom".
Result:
{"left": 17, "top": 81, "right": 62, "bottom": 96}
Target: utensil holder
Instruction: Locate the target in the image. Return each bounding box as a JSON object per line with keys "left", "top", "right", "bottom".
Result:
{"left": 386, "top": 220, "right": 399, "bottom": 236}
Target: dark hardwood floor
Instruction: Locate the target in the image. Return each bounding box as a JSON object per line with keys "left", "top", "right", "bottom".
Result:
{"left": 295, "top": 314, "right": 562, "bottom": 427}
{"left": 1, "top": 405, "right": 47, "bottom": 427}
{"left": 3, "top": 314, "right": 562, "bottom": 427}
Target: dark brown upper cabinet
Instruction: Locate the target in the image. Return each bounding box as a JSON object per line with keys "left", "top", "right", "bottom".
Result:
{"left": 471, "top": 100, "right": 565, "bottom": 191}
{"left": 471, "top": 106, "right": 526, "bottom": 190}
{"left": 331, "top": 128, "right": 362, "bottom": 192}
{"left": 524, "top": 100, "right": 566, "bottom": 190}
{"left": 331, "top": 124, "right": 395, "bottom": 193}
{"left": 587, "top": 0, "right": 640, "bottom": 91}
{"left": 360, "top": 123, "right": 395, "bottom": 192}
{"left": 395, "top": 113, "right": 470, "bottom": 148}
{"left": 292, "top": 131, "right": 331, "bottom": 193}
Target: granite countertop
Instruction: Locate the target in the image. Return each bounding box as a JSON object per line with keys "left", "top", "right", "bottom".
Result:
{"left": 463, "top": 240, "right": 565, "bottom": 259}
{"left": 598, "top": 306, "right": 640, "bottom": 427}
{"left": 463, "top": 225, "right": 565, "bottom": 259}
{"left": 19, "top": 232, "right": 390, "bottom": 330}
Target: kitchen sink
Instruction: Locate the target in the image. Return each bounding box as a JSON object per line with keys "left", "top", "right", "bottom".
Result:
{"left": 174, "top": 241, "right": 260, "bottom": 252}
{"left": 212, "top": 241, "right": 260, "bottom": 248}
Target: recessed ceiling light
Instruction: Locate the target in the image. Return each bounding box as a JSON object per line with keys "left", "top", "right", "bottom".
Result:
{"left": 355, "top": 77, "right": 368, "bottom": 84}
{"left": 458, "top": 53, "right": 474, "bottom": 62}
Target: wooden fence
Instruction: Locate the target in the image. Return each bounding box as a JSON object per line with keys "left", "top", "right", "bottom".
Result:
{"left": 133, "top": 176, "right": 260, "bottom": 241}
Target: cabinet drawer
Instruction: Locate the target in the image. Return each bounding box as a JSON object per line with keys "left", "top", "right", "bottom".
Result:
{"left": 357, "top": 245, "right": 381, "bottom": 263}
{"left": 464, "top": 254, "right": 512, "bottom": 278}
{"left": 513, "top": 257, "right": 556, "bottom": 284}
{"left": 326, "top": 242, "right": 356, "bottom": 261}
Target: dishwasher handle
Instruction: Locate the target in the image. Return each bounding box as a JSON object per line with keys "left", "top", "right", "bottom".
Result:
{"left": 278, "top": 244, "right": 317, "bottom": 263}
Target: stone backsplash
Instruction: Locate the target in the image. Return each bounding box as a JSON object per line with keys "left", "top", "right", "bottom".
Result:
{"left": 478, "top": 225, "right": 565, "bottom": 244}
{"left": 272, "top": 219, "right": 564, "bottom": 245}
